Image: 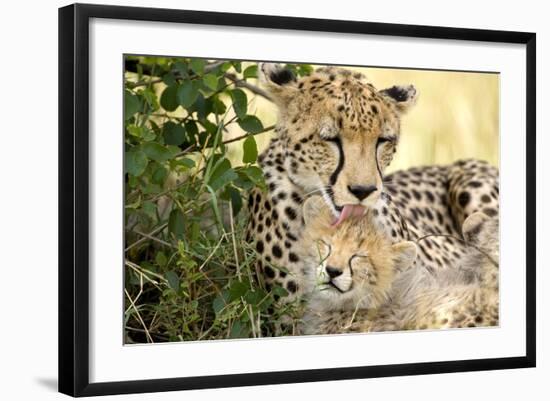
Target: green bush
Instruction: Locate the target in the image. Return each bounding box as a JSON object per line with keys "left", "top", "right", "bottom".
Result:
{"left": 124, "top": 56, "right": 312, "bottom": 343}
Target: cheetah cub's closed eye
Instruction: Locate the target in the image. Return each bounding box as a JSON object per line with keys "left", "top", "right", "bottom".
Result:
{"left": 299, "top": 196, "right": 418, "bottom": 334}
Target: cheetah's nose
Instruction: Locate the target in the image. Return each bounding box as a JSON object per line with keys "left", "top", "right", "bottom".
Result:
{"left": 325, "top": 266, "right": 343, "bottom": 279}
{"left": 348, "top": 185, "right": 377, "bottom": 201}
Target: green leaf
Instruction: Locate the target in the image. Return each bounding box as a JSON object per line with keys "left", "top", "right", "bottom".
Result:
{"left": 210, "top": 169, "right": 238, "bottom": 192}
{"left": 244, "top": 289, "right": 267, "bottom": 305}
{"left": 229, "top": 320, "right": 249, "bottom": 339}
{"left": 229, "top": 281, "right": 248, "bottom": 301}
{"left": 152, "top": 165, "right": 168, "bottom": 185}
{"left": 126, "top": 124, "right": 143, "bottom": 138}
{"left": 185, "top": 121, "right": 198, "bottom": 138}
{"left": 232, "top": 61, "right": 242, "bottom": 73}
{"left": 238, "top": 115, "right": 263, "bottom": 134}
{"left": 177, "top": 158, "right": 196, "bottom": 169}
{"left": 124, "top": 90, "right": 141, "bottom": 120}
{"left": 203, "top": 73, "right": 219, "bottom": 91}
{"left": 230, "top": 89, "right": 247, "bottom": 119}
{"left": 177, "top": 81, "right": 200, "bottom": 108}
{"left": 208, "top": 158, "right": 238, "bottom": 191}
{"left": 168, "top": 209, "right": 185, "bottom": 238}
{"left": 211, "top": 96, "right": 227, "bottom": 114}
{"left": 212, "top": 290, "right": 230, "bottom": 315}
{"left": 190, "top": 59, "right": 206, "bottom": 75}
{"left": 243, "top": 65, "right": 258, "bottom": 79}
{"left": 127, "top": 125, "right": 155, "bottom": 141}
{"left": 160, "top": 85, "right": 179, "bottom": 112}
{"left": 165, "top": 271, "right": 180, "bottom": 291}
{"left": 155, "top": 251, "right": 167, "bottom": 266}
{"left": 125, "top": 150, "right": 148, "bottom": 176}
{"left": 141, "top": 88, "right": 159, "bottom": 111}
{"left": 242, "top": 135, "right": 258, "bottom": 163}
{"left": 141, "top": 127, "right": 156, "bottom": 141}
{"left": 297, "top": 64, "right": 314, "bottom": 76}
{"left": 220, "top": 62, "right": 232, "bottom": 72}
{"left": 163, "top": 122, "right": 186, "bottom": 146}
{"left": 227, "top": 187, "right": 243, "bottom": 216}
{"left": 141, "top": 201, "right": 157, "bottom": 219}
{"left": 272, "top": 285, "right": 289, "bottom": 298}
{"left": 173, "top": 61, "right": 188, "bottom": 78}
{"left": 142, "top": 143, "right": 173, "bottom": 162}
{"left": 162, "top": 72, "right": 177, "bottom": 87}
{"left": 193, "top": 93, "right": 212, "bottom": 120}
{"left": 241, "top": 165, "right": 264, "bottom": 184}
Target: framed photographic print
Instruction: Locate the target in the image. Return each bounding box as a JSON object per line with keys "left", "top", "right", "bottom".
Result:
{"left": 58, "top": 3, "right": 536, "bottom": 397}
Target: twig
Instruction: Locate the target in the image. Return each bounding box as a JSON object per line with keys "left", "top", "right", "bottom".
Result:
{"left": 125, "top": 260, "right": 167, "bottom": 286}
{"left": 173, "top": 124, "right": 275, "bottom": 158}
{"left": 132, "top": 228, "right": 178, "bottom": 250}
{"left": 223, "top": 125, "right": 275, "bottom": 145}
{"left": 223, "top": 73, "right": 272, "bottom": 101}
{"left": 125, "top": 223, "right": 168, "bottom": 252}
{"left": 125, "top": 288, "right": 154, "bottom": 343}
{"left": 198, "top": 234, "right": 227, "bottom": 271}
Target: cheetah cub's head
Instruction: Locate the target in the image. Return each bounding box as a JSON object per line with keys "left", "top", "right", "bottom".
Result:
{"left": 303, "top": 196, "right": 417, "bottom": 311}
{"left": 259, "top": 63, "right": 417, "bottom": 227}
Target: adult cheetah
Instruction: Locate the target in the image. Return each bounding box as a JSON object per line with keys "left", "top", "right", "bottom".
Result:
{"left": 247, "top": 63, "right": 498, "bottom": 304}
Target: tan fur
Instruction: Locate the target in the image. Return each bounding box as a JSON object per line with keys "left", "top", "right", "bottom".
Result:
{"left": 301, "top": 207, "right": 499, "bottom": 335}
{"left": 247, "top": 64, "right": 418, "bottom": 304}
{"left": 247, "top": 64, "right": 499, "bottom": 312}
{"left": 259, "top": 63, "right": 417, "bottom": 212}
{"left": 302, "top": 197, "right": 417, "bottom": 318}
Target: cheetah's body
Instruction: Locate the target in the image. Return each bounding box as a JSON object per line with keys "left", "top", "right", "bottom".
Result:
{"left": 247, "top": 64, "right": 499, "bottom": 305}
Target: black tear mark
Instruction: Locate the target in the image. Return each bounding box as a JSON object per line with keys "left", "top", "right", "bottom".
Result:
{"left": 329, "top": 137, "right": 344, "bottom": 186}
{"left": 375, "top": 140, "right": 385, "bottom": 182}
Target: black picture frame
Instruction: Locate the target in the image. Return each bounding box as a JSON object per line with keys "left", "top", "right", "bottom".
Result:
{"left": 59, "top": 3, "right": 536, "bottom": 397}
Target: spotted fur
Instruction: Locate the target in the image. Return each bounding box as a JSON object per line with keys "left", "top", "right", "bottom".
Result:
{"left": 246, "top": 63, "right": 499, "bottom": 304}
{"left": 302, "top": 210, "right": 499, "bottom": 335}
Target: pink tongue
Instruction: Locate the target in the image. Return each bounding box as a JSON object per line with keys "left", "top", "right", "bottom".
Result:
{"left": 331, "top": 205, "right": 366, "bottom": 227}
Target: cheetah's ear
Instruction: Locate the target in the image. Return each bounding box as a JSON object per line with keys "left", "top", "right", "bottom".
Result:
{"left": 462, "top": 212, "right": 490, "bottom": 245}
{"left": 258, "top": 63, "right": 298, "bottom": 105}
{"left": 380, "top": 84, "right": 418, "bottom": 113}
{"left": 303, "top": 196, "right": 333, "bottom": 233}
{"left": 391, "top": 241, "right": 418, "bottom": 271}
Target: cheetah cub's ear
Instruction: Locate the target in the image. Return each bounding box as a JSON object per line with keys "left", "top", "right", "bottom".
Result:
{"left": 391, "top": 241, "right": 418, "bottom": 271}
{"left": 258, "top": 63, "right": 298, "bottom": 105}
{"left": 380, "top": 84, "right": 418, "bottom": 113}
{"left": 303, "top": 195, "right": 334, "bottom": 235}
{"left": 462, "top": 212, "right": 490, "bottom": 244}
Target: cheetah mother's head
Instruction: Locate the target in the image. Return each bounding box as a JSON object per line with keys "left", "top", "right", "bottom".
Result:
{"left": 259, "top": 63, "right": 417, "bottom": 226}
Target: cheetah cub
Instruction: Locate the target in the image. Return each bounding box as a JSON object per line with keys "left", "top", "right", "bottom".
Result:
{"left": 301, "top": 196, "right": 499, "bottom": 335}
{"left": 299, "top": 196, "right": 417, "bottom": 334}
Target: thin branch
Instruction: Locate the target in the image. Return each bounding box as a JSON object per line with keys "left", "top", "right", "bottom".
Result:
{"left": 125, "top": 223, "right": 168, "bottom": 252}
{"left": 131, "top": 228, "right": 178, "bottom": 250}
{"left": 125, "top": 288, "right": 154, "bottom": 343}
{"left": 222, "top": 124, "right": 275, "bottom": 146}
{"left": 223, "top": 73, "right": 272, "bottom": 101}
{"left": 204, "top": 60, "right": 227, "bottom": 73}
{"left": 173, "top": 124, "right": 275, "bottom": 158}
